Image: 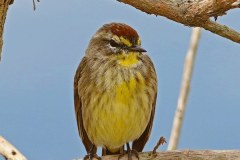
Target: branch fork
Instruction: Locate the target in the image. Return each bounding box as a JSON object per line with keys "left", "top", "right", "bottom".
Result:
{"left": 118, "top": 0, "right": 240, "bottom": 43}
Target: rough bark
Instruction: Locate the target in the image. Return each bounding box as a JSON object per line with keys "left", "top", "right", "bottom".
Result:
{"left": 118, "top": 0, "right": 240, "bottom": 43}
{"left": 0, "top": 0, "right": 13, "bottom": 61}
{"left": 85, "top": 150, "right": 240, "bottom": 160}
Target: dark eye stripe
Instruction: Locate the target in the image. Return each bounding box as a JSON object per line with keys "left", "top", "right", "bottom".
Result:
{"left": 109, "top": 39, "right": 121, "bottom": 47}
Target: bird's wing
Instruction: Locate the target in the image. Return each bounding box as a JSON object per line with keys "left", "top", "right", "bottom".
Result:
{"left": 74, "top": 57, "right": 97, "bottom": 153}
{"left": 132, "top": 92, "right": 157, "bottom": 152}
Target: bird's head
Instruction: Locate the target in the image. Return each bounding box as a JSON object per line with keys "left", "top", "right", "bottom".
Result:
{"left": 86, "top": 23, "right": 146, "bottom": 57}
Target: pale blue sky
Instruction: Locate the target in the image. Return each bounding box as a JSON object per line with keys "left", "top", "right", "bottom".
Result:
{"left": 0, "top": 1, "right": 240, "bottom": 160}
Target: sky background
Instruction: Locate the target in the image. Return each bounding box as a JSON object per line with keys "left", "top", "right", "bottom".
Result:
{"left": 0, "top": 0, "right": 240, "bottom": 160}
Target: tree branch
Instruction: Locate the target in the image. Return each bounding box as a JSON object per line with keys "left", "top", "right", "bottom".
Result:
{"left": 0, "top": 136, "right": 27, "bottom": 160}
{"left": 74, "top": 150, "right": 240, "bottom": 160}
{"left": 203, "top": 20, "right": 240, "bottom": 43}
{"left": 117, "top": 0, "right": 240, "bottom": 43}
{"left": 168, "top": 27, "right": 201, "bottom": 150}
{"left": 0, "top": 0, "right": 13, "bottom": 61}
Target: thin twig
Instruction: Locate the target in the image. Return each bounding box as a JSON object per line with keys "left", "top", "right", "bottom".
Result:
{"left": 33, "top": 0, "right": 36, "bottom": 11}
{"left": 168, "top": 27, "right": 202, "bottom": 150}
{"left": 33, "top": 0, "right": 40, "bottom": 11}
{"left": 152, "top": 136, "right": 167, "bottom": 154}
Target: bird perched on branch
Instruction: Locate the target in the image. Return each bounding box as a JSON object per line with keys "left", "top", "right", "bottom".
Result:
{"left": 74, "top": 23, "right": 157, "bottom": 160}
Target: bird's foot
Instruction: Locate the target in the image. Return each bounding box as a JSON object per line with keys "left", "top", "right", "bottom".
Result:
{"left": 118, "top": 143, "right": 139, "bottom": 160}
{"left": 118, "top": 149, "right": 139, "bottom": 160}
{"left": 84, "top": 153, "right": 101, "bottom": 160}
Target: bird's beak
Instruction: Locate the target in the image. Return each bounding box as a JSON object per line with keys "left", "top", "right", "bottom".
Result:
{"left": 128, "top": 45, "right": 147, "bottom": 52}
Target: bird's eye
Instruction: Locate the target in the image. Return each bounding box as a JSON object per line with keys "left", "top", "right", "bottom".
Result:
{"left": 110, "top": 39, "right": 120, "bottom": 47}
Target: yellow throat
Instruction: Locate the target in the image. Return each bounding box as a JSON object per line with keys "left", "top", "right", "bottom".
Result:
{"left": 117, "top": 52, "right": 139, "bottom": 67}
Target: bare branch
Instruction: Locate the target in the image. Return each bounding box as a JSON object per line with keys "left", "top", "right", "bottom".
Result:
{"left": 203, "top": 20, "right": 240, "bottom": 43}
{"left": 0, "top": 136, "right": 27, "bottom": 160}
{"left": 75, "top": 150, "right": 240, "bottom": 160}
{"left": 168, "top": 27, "right": 201, "bottom": 150}
{"left": 0, "top": 0, "right": 13, "bottom": 61}
{"left": 117, "top": 0, "right": 240, "bottom": 43}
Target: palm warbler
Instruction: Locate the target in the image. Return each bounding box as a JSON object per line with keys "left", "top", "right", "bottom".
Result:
{"left": 74, "top": 23, "right": 157, "bottom": 159}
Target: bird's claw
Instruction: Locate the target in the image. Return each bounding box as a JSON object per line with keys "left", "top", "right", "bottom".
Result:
{"left": 84, "top": 153, "right": 101, "bottom": 160}
{"left": 118, "top": 143, "right": 139, "bottom": 160}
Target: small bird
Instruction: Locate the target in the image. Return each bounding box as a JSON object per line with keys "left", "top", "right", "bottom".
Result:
{"left": 74, "top": 23, "right": 157, "bottom": 160}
